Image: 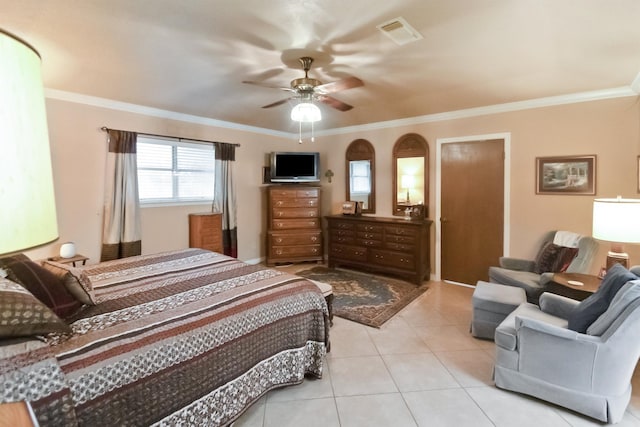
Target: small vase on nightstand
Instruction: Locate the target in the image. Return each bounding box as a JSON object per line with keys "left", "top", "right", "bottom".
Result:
{"left": 59, "top": 242, "right": 76, "bottom": 258}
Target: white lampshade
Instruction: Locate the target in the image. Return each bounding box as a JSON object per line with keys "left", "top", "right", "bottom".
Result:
{"left": 291, "top": 102, "right": 321, "bottom": 122}
{"left": 0, "top": 30, "right": 58, "bottom": 254}
{"left": 401, "top": 174, "right": 415, "bottom": 190}
{"left": 592, "top": 197, "right": 640, "bottom": 243}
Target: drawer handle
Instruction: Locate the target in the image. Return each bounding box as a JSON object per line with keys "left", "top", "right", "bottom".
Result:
{"left": 276, "top": 223, "right": 283, "bottom": 228}
{"left": 278, "top": 212, "right": 283, "bottom": 217}
{"left": 312, "top": 248, "right": 318, "bottom": 253}
{"left": 275, "top": 238, "right": 283, "bottom": 243}
{"left": 311, "top": 236, "right": 317, "bottom": 242}
{"left": 277, "top": 201, "right": 283, "bottom": 206}
{"left": 276, "top": 250, "right": 282, "bottom": 255}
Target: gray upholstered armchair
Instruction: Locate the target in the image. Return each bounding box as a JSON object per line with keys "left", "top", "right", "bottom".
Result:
{"left": 489, "top": 230, "right": 598, "bottom": 303}
{"left": 494, "top": 278, "right": 640, "bottom": 423}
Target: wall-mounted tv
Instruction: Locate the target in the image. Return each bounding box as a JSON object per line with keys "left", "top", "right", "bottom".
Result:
{"left": 270, "top": 152, "right": 320, "bottom": 183}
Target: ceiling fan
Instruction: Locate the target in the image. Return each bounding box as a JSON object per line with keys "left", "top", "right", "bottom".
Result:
{"left": 242, "top": 57, "right": 363, "bottom": 111}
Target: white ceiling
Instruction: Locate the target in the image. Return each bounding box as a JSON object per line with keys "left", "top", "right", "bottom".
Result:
{"left": 4, "top": 0, "right": 640, "bottom": 134}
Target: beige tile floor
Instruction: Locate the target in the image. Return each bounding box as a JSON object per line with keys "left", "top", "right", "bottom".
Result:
{"left": 233, "top": 268, "right": 640, "bottom": 427}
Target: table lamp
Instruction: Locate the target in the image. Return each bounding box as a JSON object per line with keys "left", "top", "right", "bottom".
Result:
{"left": 401, "top": 174, "right": 415, "bottom": 203}
{"left": 0, "top": 30, "right": 58, "bottom": 255}
{"left": 592, "top": 197, "right": 640, "bottom": 270}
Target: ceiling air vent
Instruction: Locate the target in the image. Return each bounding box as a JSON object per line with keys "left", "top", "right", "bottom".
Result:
{"left": 376, "top": 17, "right": 423, "bottom": 46}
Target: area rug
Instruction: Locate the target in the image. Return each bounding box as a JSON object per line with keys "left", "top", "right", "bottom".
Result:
{"left": 296, "top": 266, "right": 429, "bottom": 328}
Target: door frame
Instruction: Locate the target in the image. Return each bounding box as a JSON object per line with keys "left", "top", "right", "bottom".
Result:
{"left": 434, "top": 132, "right": 511, "bottom": 281}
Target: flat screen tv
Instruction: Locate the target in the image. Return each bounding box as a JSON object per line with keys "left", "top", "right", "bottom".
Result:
{"left": 270, "top": 152, "right": 320, "bottom": 183}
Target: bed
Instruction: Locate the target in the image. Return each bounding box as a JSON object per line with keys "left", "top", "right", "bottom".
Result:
{"left": 0, "top": 248, "right": 329, "bottom": 426}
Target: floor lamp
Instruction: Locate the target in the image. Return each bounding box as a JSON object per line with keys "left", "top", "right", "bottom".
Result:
{"left": 0, "top": 29, "right": 58, "bottom": 255}
{"left": 592, "top": 197, "right": 640, "bottom": 271}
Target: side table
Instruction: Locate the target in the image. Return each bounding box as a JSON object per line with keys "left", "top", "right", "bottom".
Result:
{"left": 546, "top": 272, "right": 601, "bottom": 301}
{"left": 46, "top": 254, "right": 89, "bottom": 267}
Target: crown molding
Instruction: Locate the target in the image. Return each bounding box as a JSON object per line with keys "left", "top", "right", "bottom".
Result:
{"left": 317, "top": 86, "right": 638, "bottom": 137}
{"left": 46, "top": 86, "right": 637, "bottom": 140}
{"left": 44, "top": 89, "right": 291, "bottom": 139}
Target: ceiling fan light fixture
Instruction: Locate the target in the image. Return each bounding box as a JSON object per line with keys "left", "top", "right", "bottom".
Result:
{"left": 291, "top": 102, "right": 321, "bottom": 123}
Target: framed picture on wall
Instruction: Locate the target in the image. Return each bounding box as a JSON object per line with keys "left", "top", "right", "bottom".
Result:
{"left": 535, "top": 155, "right": 596, "bottom": 195}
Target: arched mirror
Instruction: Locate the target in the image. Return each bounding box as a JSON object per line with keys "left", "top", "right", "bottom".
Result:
{"left": 392, "top": 133, "right": 429, "bottom": 217}
{"left": 346, "top": 139, "right": 375, "bottom": 213}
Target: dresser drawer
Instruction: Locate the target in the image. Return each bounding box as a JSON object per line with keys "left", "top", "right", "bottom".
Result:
{"left": 329, "top": 244, "right": 367, "bottom": 262}
{"left": 385, "top": 225, "right": 416, "bottom": 236}
{"left": 272, "top": 198, "right": 318, "bottom": 208}
{"left": 331, "top": 235, "right": 356, "bottom": 245}
{"left": 332, "top": 221, "right": 355, "bottom": 231}
{"left": 357, "top": 223, "right": 383, "bottom": 233}
{"left": 271, "top": 245, "right": 322, "bottom": 258}
{"left": 357, "top": 238, "right": 383, "bottom": 248}
{"left": 272, "top": 207, "right": 319, "bottom": 219}
{"left": 385, "top": 242, "right": 414, "bottom": 252}
{"left": 269, "top": 231, "right": 321, "bottom": 246}
{"left": 269, "top": 188, "right": 319, "bottom": 198}
{"left": 356, "top": 231, "right": 382, "bottom": 241}
{"left": 331, "top": 228, "right": 355, "bottom": 238}
{"left": 272, "top": 218, "right": 320, "bottom": 229}
{"left": 370, "top": 249, "right": 415, "bottom": 270}
{"left": 385, "top": 234, "right": 416, "bottom": 244}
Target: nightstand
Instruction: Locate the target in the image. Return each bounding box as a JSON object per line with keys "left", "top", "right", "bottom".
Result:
{"left": 46, "top": 254, "right": 89, "bottom": 267}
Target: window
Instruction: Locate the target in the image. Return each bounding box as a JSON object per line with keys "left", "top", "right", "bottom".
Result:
{"left": 137, "top": 136, "right": 215, "bottom": 204}
{"left": 349, "top": 160, "right": 371, "bottom": 195}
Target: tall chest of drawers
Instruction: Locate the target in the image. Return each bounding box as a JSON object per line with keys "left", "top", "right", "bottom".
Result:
{"left": 189, "top": 212, "right": 223, "bottom": 253}
{"left": 325, "top": 215, "right": 432, "bottom": 285}
{"left": 267, "top": 185, "right": 323, "bottom": 266}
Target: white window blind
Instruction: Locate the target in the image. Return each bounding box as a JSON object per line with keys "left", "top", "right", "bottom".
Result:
{"left": 350, "top": 160, "right": 371, "bottom": 194}
{"left": 137, "top": 136, "right": 215, "bottom": 204}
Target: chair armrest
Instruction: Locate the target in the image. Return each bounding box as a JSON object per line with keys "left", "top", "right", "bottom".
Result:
{"left": 516, "top": 316, "right": 578, "bottom": 340}
{"left": 539, "top": 272, "right": 555, "bottom": 286}
{"left": 499, "top": 257, "right": 535, "bottom": 272}
{"left": 515, "top": 316, "right": 600, "bottom": 391}
{"left": 538, "top": 292, "right": 580, "bottom": 319}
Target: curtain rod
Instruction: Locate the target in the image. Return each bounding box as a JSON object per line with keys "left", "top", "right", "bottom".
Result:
{"left": 100, "top": 126, "right": 240, "bottom": 147}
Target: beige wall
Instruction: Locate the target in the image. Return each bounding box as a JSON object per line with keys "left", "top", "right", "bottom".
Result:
{"left": 26, "top": 98, "right": 293, "bottom": 263}
{"left": 26, "top": 95, "right": 640, "bottom": 278}
{"left": 322, "top": 96, "right": 640, "bottom": 276}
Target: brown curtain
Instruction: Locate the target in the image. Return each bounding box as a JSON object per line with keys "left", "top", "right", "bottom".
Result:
{"left": 100, "top": 130, "right": 142, "bottom": 261}
{"left": 213, "top": 143, "right": 237, "bottom": 257}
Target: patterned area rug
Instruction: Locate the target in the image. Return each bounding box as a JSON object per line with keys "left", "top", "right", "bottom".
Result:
{"left": 296, "top": 266, "right": 429, "bottom": 328}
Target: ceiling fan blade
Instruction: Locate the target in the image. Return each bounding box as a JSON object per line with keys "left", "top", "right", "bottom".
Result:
{"left": 242, "top": 80, "right": 296, "bottom": 92}
{"left": 316, "top": 95, "right": 353, "bottom": 111}
{"left": 314, "top": 76, "right": 363, "bottom": 94}
{"left": 261, "top": 98, "right": 293, "bottom": 109}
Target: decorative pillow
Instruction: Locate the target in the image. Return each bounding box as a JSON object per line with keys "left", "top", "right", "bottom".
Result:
{"left": 533, "top": 242, "right": 579, "bottom": 274}
{"left": 0, "top": 277, "right": 71, "bottom": 338}
{"left": 0, "top": 253, "right": 31, "bottom": 275}
{"left": 554, "top": 246, "right": 579, "bottom": 272}
{"left": 41, "top": 261, "right": 96, "bottom": 305}
{"left": 586, "top": 280, "right": 640, "bottom": 336}
{"left": 2, "top": 260, "right": 83, "bottom": 319}
{"left": 568, "top": 263, "right": 638, "bottom": 333}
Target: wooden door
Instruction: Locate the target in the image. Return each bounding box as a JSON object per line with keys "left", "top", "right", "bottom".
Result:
{"left": 441, "top": 139, "right": 504, "bottom": 285}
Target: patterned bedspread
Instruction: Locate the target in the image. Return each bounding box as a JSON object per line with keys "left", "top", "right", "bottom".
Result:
{"left": 0, "top": 249, "right": 328, "bottom": 426}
